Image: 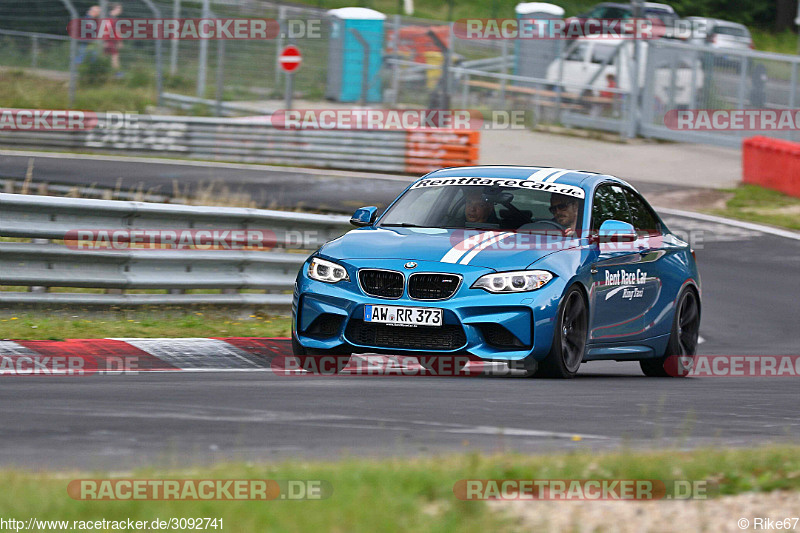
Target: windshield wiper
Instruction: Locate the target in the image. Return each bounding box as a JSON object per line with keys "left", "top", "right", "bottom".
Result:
{"left": 380, "top": 223, "right": 426, "bottom": 228}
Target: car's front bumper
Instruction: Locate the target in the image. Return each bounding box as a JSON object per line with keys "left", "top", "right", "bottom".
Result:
{"left": 292, "top": 257, "right": 568, "bottom": 362}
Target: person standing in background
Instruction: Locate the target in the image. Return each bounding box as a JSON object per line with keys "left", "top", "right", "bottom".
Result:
{"left": 103, "top": 3, "right": 123, "bottom": 72}
{"left": 75, "top": 5, "right": 100, "bottom": 65}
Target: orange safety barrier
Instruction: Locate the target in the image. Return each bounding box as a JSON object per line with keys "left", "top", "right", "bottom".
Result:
{"left": 404, "top": 130, "right": 480, "bottom": 174}
{"left": 386, "top": 25, "right": 450, "bottom": 63}
{"left": 743, "top": 136, "right": 800, "bottom": 198}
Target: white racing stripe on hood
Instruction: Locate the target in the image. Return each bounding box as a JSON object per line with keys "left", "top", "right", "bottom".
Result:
{"left": 459, "top": 232, "right": 516, "bottom": 265}
{"left": 440, "top": 231, "right": 502, "bottom": 264}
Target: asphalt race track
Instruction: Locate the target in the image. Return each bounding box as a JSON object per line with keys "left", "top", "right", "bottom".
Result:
{"left": 0, "top": 151, "right": 684, "bottom": 213}
{"left": 0, "top": 152, "right": 411, "bottom": 212}
{"left": 1, "top": 156, "right": 799, "bottom": 470}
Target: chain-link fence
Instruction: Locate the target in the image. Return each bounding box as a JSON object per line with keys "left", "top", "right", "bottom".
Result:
{"left": 641, "top": 39, "right": 800, "bottom": 147}
{"left": 3, "top": 1, "right": 800, "bottom": 148}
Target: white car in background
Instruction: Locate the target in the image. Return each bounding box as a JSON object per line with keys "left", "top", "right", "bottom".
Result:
{"left": 684, "top": 17, "right": 753, "bottom": 71}
{"left": 685, "top": 17, "right": 754, "bottom": 51}
{"left": 545, "top": 37, "right": 704, "bottom": 107}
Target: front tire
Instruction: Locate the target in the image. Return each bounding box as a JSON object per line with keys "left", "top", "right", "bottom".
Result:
{"left": 640, "top": 287, "right": 700, "bottom": 377}
{"left": 536, "top": 286, "right": 588, "bottom": 379}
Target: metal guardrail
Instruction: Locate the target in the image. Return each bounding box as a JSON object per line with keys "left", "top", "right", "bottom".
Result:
{"left": 0, "top": 193, "right": 352, "bottom": 308}
{"left": 0, "top": 112, "right": 479, "bottom": 174}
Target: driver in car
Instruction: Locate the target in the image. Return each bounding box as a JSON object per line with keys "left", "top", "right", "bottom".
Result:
{"left": 464, "top": 189, "right": 498, "bottom": 224}
{"left": 549, "top": 193, "right": 580, "bottom": 236}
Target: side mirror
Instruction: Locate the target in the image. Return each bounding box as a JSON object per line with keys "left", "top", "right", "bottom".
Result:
{"left": 596, "top": 219, "right": 637, "bottom": 243}
{"left": 350, "top": 206, "right": 378, "bottom": 227}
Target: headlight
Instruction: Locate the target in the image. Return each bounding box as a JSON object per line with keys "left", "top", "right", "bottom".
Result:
{"left": 472, "top": 270, "right": 553, "bottom": 293}
{"left": 307, "top": 257, "right": 350, "bottom": 283}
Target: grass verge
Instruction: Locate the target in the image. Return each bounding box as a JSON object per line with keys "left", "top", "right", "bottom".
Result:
{"left": 1, "top": 69, "right": 157, "bottom": 113}
{"left": 710, "top": 184, "right": 800, "bottom": 231}
{"left": 0, "top": 446, "right": 799, "bottom": 532}
{"left": 0, "top": 313, "right": 292, "bottom": 340}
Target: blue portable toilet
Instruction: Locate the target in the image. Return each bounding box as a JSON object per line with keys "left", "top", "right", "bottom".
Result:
{"left": 326, "top": 7, "right": 386, "bottom": 103}
{"left": 514, "top": 2, "right": 564, "bottom": 82}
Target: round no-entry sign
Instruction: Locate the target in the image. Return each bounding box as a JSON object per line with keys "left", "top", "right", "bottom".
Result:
{"left": 278, "top": 45, "right": 302, "bottom": 73}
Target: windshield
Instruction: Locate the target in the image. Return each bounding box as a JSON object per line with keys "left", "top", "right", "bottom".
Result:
{"left": 713, "top": 25, "right": 748, "bottom": 37}
{"left": 379, "top": 179, "right": 585, "bottom": 234}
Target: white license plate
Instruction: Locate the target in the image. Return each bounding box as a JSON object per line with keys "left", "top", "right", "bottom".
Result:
{"left": 364, "top": 305, "right": 443, "bottom": 327}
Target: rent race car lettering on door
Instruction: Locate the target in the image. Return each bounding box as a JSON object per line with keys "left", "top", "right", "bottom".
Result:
{"left": 604, "top": 269, "right": 648, "bottom": 300}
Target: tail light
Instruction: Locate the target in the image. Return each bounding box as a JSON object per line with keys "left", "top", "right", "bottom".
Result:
{"left": 749, "top": 42, "right": 755, "bottom": 49}
{"left": 691, "top": 249, "right": 697, "bottom": 261}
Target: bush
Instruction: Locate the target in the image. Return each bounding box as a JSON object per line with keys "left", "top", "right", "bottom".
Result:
{"left": 125, "top": 66, "right": 152, "bottom": 89}
{"left": 78, "top": 52, "right": 112, "bottom": 86}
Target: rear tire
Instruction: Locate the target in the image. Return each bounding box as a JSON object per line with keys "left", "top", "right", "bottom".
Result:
{"left": 640, "top": 287, "right": 700, "bottom": 377}
{"left": 535, "top": 286, "right": 588, "bottom": 379}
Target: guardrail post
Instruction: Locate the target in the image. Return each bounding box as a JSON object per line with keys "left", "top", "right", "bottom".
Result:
{"left": 625, "top": 39, "right": 641, "bottom": 139}
{"left": 58, "top": 0, "right": 79, "bottom": 107}
{"left": 31, "top": 35, "right": 39, "bottom": 69}
{"left": 28, "top": 238, "right": 50, "bottom": 293}
{"left": 275, "top": 6, "right": 286, "bottom": 93}
{"left": 140, "top": 0, "right": 164, "bottom": 106}
{"left": 389, "top": 15, "right": 401, "bottom": 105}
{"left": 170, "top": 0, "right": 180, "bottom": 75}
{"left": 216, "top": 39, "right": 226, "bottom": 116}
{"left": 196, "top": 0, "right": 210, "bottom": 98}
{"left": 499, "top": 39, "right": 508, "bottom": 107}
{"left": 737, "top": 52, "right": 748, "bottom": 109}
{"left": 427, "top": 28, "right": 451, "bottom": 109}
{"left": 555, "top": 39, "right": 564, "bottom": 118}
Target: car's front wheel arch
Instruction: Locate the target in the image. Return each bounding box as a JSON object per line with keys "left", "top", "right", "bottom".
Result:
{"left": 535, "top": 282, "right": 590, "bottom": 379}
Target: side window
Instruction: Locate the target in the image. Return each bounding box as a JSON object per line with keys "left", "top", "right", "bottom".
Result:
{"left": 566, "top": 42, "right": 589, "bottom": 62}
{"left": 622, "top": 188, "right": 661, "bottom": 236}
{"left": 591, "top": 44, "right": 617, "bottom": 65}
{"left": 591, "top": 184, "right": 631, "bottom": 231}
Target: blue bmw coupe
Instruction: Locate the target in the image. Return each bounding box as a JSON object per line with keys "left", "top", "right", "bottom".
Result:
{"left": 292, "top": 166, "right": 701, "bottom": 378}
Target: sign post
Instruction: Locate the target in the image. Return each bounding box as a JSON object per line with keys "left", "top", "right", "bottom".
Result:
{"left": 279, "top": 45, "right": 302, "bottom": 110}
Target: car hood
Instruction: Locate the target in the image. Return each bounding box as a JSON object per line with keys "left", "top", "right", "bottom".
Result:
{"left": 320, "top": 227, "right": 575, "bottom": 270}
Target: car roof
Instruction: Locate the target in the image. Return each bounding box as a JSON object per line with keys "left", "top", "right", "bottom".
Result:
{"left": 574, "top": 36, "right": 630, "bottom": 44}
{"left": 644, "top": 2, "right": 676, "bottom": 12}
{"left": 711, "top": 19, "right": 749, "bottom": 30}
{"left": 686, "top": 16, "right": 748, "bottom": 29}
{"left": 592, "top": 2, "right": 675, "bottom": 12}
{"left": 420, "top": 165, "right": 634, "bottom": 191}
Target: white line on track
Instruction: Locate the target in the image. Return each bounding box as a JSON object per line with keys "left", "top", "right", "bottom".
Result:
{"left": 656, "top": 207, "right": 800, "bottom": 241}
